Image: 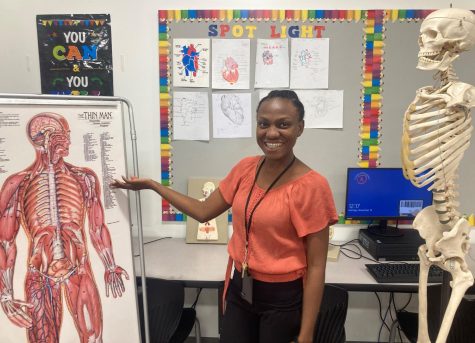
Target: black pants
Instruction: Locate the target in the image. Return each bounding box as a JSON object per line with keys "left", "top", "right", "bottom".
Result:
{"left": 220, "top": 269, "right": 303, "bottom": 343}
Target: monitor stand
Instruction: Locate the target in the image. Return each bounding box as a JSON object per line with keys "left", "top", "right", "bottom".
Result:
{"left": 367, "top": 220, "right": 404, "bottom": 237}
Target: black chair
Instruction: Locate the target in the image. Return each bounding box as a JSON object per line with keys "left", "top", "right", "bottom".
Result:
{"left": 313, "top": 284, "right": 349, "bottom": 343}
{"left": 445, "top": 294, "right": 475, "bottom": 343}
{"left": 389, "top": 285, "right": 475, "bottom": 343}
{"left": 137, "top": 277, "right": 201, "bottom": 343}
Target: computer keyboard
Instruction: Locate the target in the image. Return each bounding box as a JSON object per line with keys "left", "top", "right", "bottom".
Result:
{"left": 365, "top": 263, "right": 444, "bottom": 283}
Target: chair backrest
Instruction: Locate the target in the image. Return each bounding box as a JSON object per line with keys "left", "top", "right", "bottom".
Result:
{"left": 415, "top": 284, "right": 473, "bottom": 343}
{"left": 313, "top": 284, "right": 349, "bottom": 343}
{"left": 137, "top": 278, "right": 185, "bottom": 343}
{"left": 395, "top": 284, "right": 473, "bottom": 343}
{"left": 447, "top": 296, "right": 475, "bottom": 343}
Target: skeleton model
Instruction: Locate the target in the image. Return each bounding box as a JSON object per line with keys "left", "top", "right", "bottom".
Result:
{"left": 401, "top": 8, "right": 475, "bottom": 343}
{"left": 0, "top": 112, "right": 129, "bottom": 343}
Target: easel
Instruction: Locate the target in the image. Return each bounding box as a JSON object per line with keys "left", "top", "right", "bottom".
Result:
{"left": 0, "top": 93, "right": 150, "bottom": 343}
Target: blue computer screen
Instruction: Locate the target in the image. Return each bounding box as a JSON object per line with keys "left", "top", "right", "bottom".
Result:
{"left": 345, "top": 168, "right": 433, "bottom": 219}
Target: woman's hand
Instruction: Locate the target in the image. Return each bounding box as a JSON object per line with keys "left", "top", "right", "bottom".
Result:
{"left": 110, "top": 176, "right": 153, "bottom": 191}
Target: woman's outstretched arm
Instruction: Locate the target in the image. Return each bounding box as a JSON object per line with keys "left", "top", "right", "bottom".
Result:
{"left": 111, "top": 177, "right": 230, "bottom": 223}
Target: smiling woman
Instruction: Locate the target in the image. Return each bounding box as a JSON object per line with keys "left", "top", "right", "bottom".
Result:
{"left": 111, "top": 90, "right": 338, "bottom": 343}
{"left": 256, "top": 90, "right": 304, "bottom": 167}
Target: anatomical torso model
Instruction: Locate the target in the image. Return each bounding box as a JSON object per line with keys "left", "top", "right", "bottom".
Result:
{"left": 197, "top": 181, "right": 218, "bottom": 241}
{"left": 401, "top": 8, "right": 475, "bottom": 343}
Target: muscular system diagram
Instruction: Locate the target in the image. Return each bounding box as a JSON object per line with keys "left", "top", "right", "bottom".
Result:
{"left": 0, "top": 112, "right": 129, "bottom": 343}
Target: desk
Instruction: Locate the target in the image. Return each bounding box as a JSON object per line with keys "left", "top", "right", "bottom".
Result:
{"left": 133, "top": 238, "right": 227, "bottom": 288}
{"left": 134, "top": 238, "right": 475, "bottom": 338}
{"left": 133, "top": 237, "right": 471, "bottom": 291}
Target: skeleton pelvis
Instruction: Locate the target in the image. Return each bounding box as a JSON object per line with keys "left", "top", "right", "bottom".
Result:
{"left": 413, "top": 205, "right": 450, "bottom": 240}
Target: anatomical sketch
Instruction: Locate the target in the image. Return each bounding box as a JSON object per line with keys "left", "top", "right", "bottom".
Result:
{"left": 220, "top": 94, "right": 244, "bottom": 125}
{"left": 296, "top": 90, "right": 344, "bottom": 129}
{"left": 222, "top": 57, "right": 239, "bottom": 85}
{"left": 212, "top": 92, "right": 252, "bottom": 138}
{"left": 0, "top": 112, "right": 129, "bottom": 343}
{"left": 172, "top": 91, "right": 210, "bottom": 141}
{"left": 401, "top": 8, "right": 475, "bottom": 343}
{"left": 212, "top": 39, "right": 250, "bottom": 89}
{"left": 298, "top": 49, "right": 312, "bottom": 67}
{"left": 174, "top": 96, "right": 205, "bottom": 126}
{"left": 196, "top": 181, "right": 218, "bottom": 241}
{"left": 172, "top": 38, "right": 210, "bottom": 88}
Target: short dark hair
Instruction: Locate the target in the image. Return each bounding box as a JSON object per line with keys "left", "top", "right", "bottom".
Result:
{"left": 256, "top": 90, "right": 305, "bottom": 121}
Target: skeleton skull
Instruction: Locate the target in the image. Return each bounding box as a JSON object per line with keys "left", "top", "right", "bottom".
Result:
{"left": 418, "top": 8, "right": 475, "bottom": 71}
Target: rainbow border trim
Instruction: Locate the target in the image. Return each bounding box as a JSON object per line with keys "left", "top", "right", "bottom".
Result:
{"left": 358, "top": 10, "right": 384, "bottom": 168}
{"left": 159, "top": 10, "right": 370, "bottom": 22}
{"left": 158, "top": 19, "right": 181, "bottom": 221}
{"left": 158, "top": 9, "right": 438, "bottom": 221}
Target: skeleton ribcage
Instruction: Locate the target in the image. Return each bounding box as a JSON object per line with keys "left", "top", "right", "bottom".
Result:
{"left": 402, "top": 93, "right": 473, "bottom": 224}
{"left": 402, "top": 100, "right": 473, "bottom": 191}
{"left": 23, "top": 171, "right": 84, "bottom": 230}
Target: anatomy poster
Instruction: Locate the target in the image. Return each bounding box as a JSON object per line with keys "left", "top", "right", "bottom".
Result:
{"left": 173, "top": 38, "right": 210, "bottom": 87}
{"left": 254, "top": 39, "right": 289, "bottom": 88}
{"left": 212, "top": 39, "right": 250, "bottom": 89}
{"left": 36, "top": 14, "right": 114, "bottom": 96}
{"left": 290, "top": 38, "right": 330, "bottom": 89}
{"left": 212, "top": 92, "right": 252, "bottom": 138}
{"left": 296, "top": 89, "right": 344, "bottom": 128}
{"left": 0, "top": 101, "right": 140, "bottom": 343}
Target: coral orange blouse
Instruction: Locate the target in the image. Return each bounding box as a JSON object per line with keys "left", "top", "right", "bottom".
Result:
{"left": 219, "top": 156, "right": 338, "bottom": 283}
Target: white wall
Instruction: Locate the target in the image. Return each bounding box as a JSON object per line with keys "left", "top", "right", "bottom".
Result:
{"left": 2, "top": 0, "right": 473, "bottom": 237}
{"left": 1, "top": 0, "right": 473, "bottom": 341}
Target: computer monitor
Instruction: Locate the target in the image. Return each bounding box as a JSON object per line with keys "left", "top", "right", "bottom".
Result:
{"left": 345, "top": 168, "right": 433, "bottom": 236}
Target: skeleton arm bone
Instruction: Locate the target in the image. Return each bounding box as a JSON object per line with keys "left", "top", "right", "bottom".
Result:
{"left": 82, "top": 170, "right": 129, "bottom": 298}
{"left": 446, "top": 82, "right": 475, "bottom": 108}
{"left": 0, "top": 174, "right": 33, "bottom": 328}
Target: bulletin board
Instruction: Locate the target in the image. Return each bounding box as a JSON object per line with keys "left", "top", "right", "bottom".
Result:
{"left": 158, "top": 9, "right": 475, "bottom": 222}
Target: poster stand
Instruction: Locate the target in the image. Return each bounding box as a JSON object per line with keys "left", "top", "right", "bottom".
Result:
{"left": 0, "top": 93, "right": 150, "bottom": 343}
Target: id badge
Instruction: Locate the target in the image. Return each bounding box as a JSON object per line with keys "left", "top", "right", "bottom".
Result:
{"left": 240, "top": 270, "right": 253, "bottom": 304}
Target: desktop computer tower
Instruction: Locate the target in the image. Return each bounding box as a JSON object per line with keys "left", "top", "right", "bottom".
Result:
{"left": 358, "top": 228, "right": 424, "bottom": 261}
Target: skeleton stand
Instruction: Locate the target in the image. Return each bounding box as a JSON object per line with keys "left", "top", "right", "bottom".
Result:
{"left": 0, "top": 93, "right": 150, "bottom": 343}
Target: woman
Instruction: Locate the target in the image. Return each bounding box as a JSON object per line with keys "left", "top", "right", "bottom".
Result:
{"left": 111, "top": 90, "right": 338, "bottom": 343}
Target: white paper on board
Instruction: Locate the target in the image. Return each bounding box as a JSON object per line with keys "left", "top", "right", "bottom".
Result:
{"left": 173, "top": 38, "right": 210, "bottom": 88}
{"left": 290, "top": 38, "right": 330, "bottom": 89}
{"left": 212, "top": 92, "right": 252, "bottom": 138}
{"left": 295, "top": 89, "right": 344, "bottom": 128}
{"left": 212, "top": 39, "right": 250, "bottom": 90}
{"left": 173, "top": 91, "right": 210, "bottom": 140}
{"left": 255, "top": 39, "right": 289, "bottom": 88}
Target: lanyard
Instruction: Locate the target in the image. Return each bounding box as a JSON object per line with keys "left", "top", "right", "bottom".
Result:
{"left": 242, "top": 156, "right": 296, "bottom": 274}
